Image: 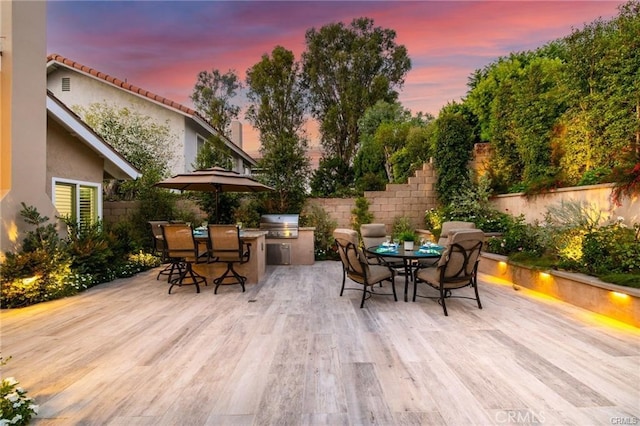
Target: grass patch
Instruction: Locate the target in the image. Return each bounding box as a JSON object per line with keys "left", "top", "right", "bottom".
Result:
{"left": 597, "top": 274, "right": 640, "bottom": 288}
{"left": 508, "top": 252, "right": 557, "bottom": 270}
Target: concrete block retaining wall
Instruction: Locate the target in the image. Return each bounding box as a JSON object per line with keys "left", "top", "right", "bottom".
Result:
{"left": 308, "top": 163, "right": 439, "bottom": 234}
{"left": 102, "top": 199, "right": 205, "bottom": 224}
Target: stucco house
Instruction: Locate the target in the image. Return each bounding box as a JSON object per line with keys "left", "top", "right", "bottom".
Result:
{"left": 46, "top": 54, "right": 256, "bottom": 176}
{"left": 1, "top": 1, "right": 140, "bottom": 254}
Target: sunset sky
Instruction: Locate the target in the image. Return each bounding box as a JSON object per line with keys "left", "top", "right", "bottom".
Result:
{"left": 47, "top": 1, "right": 625, "bottom": 155}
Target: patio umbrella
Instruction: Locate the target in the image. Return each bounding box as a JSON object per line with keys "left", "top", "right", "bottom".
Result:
{"left": 155, "top": 167, "right": 274, "bottom": 222}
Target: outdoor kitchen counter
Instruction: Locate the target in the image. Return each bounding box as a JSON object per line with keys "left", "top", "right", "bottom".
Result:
{"left": 265, "top": 227, "right": 315, "bottom": 265}
{"left": 193, "top": 230, "right": 268, "bottom": 286}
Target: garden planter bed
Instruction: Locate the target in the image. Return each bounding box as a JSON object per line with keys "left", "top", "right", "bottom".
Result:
{"left": 479, "top": 252, "right": 640, "bottom": 328}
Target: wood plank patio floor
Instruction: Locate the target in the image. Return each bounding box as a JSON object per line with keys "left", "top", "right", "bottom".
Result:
{"left": 1, "top": 261, "right": 639, "bottom": 425}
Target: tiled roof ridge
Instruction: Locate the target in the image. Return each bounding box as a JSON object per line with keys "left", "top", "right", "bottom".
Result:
{"left": 47, "top": 53, "right": 197, "bottom": 116}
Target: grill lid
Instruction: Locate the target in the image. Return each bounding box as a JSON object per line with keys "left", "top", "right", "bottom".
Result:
{"left": 260, "top": 214, "right": 299, "bottom": 238}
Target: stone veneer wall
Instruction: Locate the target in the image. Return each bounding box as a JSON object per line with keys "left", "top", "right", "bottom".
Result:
{"left": 308, "top": 162, "right": 439, "bottom": 234}
{"left": 102, "top": 199, "right": 205, "bottom": 224}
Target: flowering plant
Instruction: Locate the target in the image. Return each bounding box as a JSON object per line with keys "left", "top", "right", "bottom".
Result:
{"left": 0, "top": 370, "right": 38, "bottom": 425}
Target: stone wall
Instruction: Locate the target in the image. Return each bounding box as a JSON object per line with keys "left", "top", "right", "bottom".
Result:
{"left": 489, "top": 183, "right": 639, "bottom": 227}
{"left": 308, "top": 162, "right": 439, "bottom": 233}
{"left": 103, "top": 156, "right": 443, "bottom": 228}
{"left": 103, "top": 199, "right": 205, "bottom": 224}
{"left": 103, "top": 201, "right": 139, "bottom": 224}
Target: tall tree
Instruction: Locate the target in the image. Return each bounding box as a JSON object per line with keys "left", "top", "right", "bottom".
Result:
{"left": 301, "top": 17, "right": 411, "bottom": 166}
{"left": 354, "top": 101, "right": 410, "bottom": 189}
{"left": 190, "top": 69, "right": 242, "bottom": 136}
{"left": 389, "top": 120, "right": 434, "bottom": 184}
{"left": 246, "top": 46, "right": 310, "bottom": 213}
{"left": 76, "top": 102, "right": 174, "bottom": 199}
{"left": 551, "top": 4, "right": 639, "bottom": 186}
{"left": 511, "top": 56, "right": 568, "bottom": 183}
{"left": 466, "top": 51, "right": 569, "bottom": 191}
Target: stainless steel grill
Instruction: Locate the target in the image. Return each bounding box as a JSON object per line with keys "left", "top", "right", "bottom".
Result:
{"left": 260, "top": 214, "right": 299, "bottom": 239}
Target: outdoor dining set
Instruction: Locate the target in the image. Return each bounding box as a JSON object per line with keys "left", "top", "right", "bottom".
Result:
{"left": 333, "top": 221, "right": 484, "bottom": 315}
{"left": 150, "top": 221, "right": 251, "bottom": 295}
{"left": 149, "top": 216, "right": 485, "bottom": 316}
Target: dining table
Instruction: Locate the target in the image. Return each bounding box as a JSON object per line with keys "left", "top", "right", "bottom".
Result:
{"left": 366, "top": 243, "right": 444, "bottom": 302}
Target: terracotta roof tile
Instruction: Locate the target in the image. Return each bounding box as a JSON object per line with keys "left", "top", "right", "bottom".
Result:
{"left": 47, "top": 53, "right": 197, "bottom": 116}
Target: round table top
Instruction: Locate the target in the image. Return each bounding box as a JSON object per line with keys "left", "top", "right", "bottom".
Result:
{"left": 366, "top": 244, "right": 444, "bottom": 259}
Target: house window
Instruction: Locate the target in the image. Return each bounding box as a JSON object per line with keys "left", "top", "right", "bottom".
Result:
{"left": 61, "top": 77, "right": 71, "bottom": 92}
{"left": 53, "top": 179, "right": 101, "bottom": 228}
{"left": 196, "top": 134, "right": 206, "bottom": 153}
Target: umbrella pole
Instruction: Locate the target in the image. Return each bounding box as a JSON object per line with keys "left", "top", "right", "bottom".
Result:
{"left": 215, "top": 190, "right": 219, "bottom": 224}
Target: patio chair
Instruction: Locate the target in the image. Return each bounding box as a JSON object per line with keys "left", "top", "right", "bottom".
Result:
{"left": 207, "top": 225, "right": 251, "bottom": 293}
{"left": 360, "top": 223, "right": 405, "bottom": 281}
{"left": 149, "top": 220, "right": 184, "bottom": 282}
{"left": 334, "top": 228, "right": 397, "bottom": 308}
{"left": 413, "top": 229, "right": 484, "bottom": 315}
{"left": 437, "top": 221, "right": 476, "bottom": 246}
{"left": 161, "top": 223, "right": 207, "bottom": 294}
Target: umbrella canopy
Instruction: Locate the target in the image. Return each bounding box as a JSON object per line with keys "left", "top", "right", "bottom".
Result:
{"left": 155, "top": 167, "right": 273, "bottom": 193}
{"left": 155, "top": 167, "right": 274, "bottom": 222}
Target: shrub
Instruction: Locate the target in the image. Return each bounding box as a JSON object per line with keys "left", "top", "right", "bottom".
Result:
{"left": 0, "top": 360, "right": 38, "bottom": 425}
{"left": 424, "top": 208, "right": 444, "bottom": 237}
{"left": 126, "top": 188, "right": 180, "bottom": 250}
{"left": 581, "top": 221, "right": 640, "bottom": 276}
{"left": 543, "top": 200, "right": 605, "bottom": 269}
{"left": 485, "top": 215, "right": 546, "bottom": 257}
{"left": 19, "top": 203, "right": 66, "bottom": 255}
{"left": 301, "top": 202, "right": 338, "bottom": 261}
{"left": 1, "top": 204, "right": 161, "bottom": 309}
{"left": 484, "top": 201, "right": 640, "bottom": 288}
{"left": 350, "top": 196, "right": 373, "bottom": 233}
{"left": 0, "top": 252, "right": 86, "bottom": 308}
{"left": 433, "top": 112, "right": 474, "bottom": 205}
{"left": 610, "top": 148, "right": 640, "bottom": 207}
{"left": 392, "top": 216, "right": 414, "bottom": 241}
{"left": 233, "top": 198, "right": 263, "bottom": 229}
{"left": 114, "top": 251, "right": 162, "bottom": 278}
{"left": 63, "top": 219, "right": 114, "bottom": 282}
{"left": 426, "top": 178, "right": 512, "bottom": 234}
{"left": 577, "top": 166, "right": 612, "bottom": 186}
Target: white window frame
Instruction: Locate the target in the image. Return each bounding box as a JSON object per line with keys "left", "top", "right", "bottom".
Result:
{"left": 52, "top": 178, "right": 102, "bottom": 226}
{"left": 196, "top": 133, "right": 207, "bottom": 153}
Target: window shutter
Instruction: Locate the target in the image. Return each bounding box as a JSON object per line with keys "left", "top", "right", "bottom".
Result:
{"left": 79, "top": 186, "right": 97, "bottom": 227}
{"left": 54, "top": 183, "right": 75, "bottom": 219}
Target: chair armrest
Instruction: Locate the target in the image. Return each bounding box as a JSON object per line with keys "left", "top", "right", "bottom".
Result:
{"left": 242, "top": 242, "right": 251, "bottom": 261}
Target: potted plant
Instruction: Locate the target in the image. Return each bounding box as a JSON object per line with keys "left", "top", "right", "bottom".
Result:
{"left": 397, "top": 230, "right": 418, "bottom": 251}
